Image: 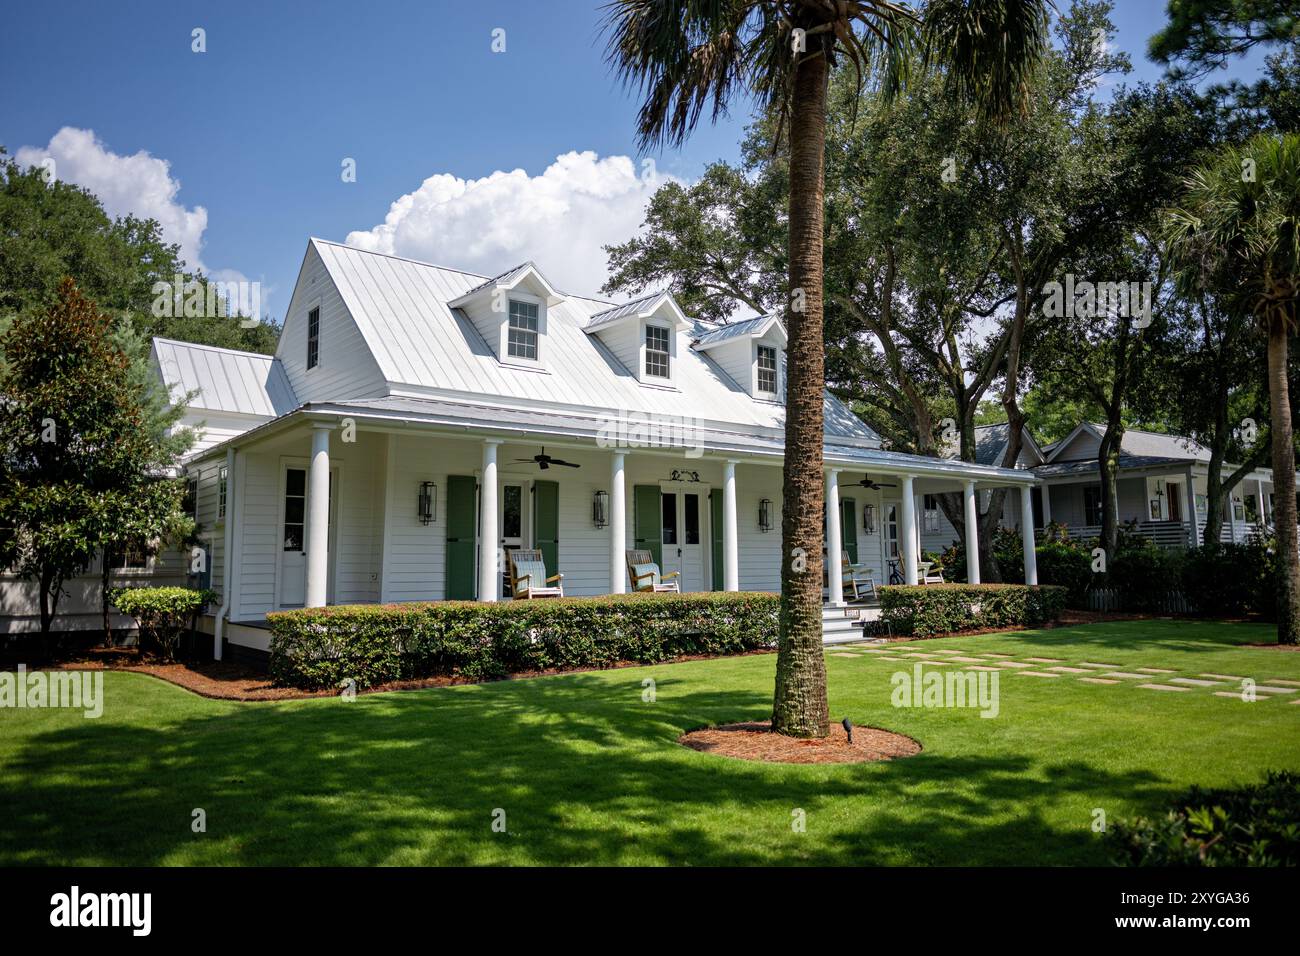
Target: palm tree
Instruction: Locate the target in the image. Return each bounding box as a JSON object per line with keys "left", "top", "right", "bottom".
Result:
{"left": 604, "top": 0, "right": 1050, "bottom": 736}
{"left": 1165, "top": 133, "right": 1300, "bottom": 645}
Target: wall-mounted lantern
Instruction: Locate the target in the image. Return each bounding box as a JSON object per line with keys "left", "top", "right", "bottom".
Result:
{"left": 593, "top": 490, "right": 609, "bottom": 529}
{"left": 863, "top": 503, "right": 876, "bottom": 534}
{"left": 418, "top": 481, "right": 437, "bottom": 525}
{"left": 758, "top": 498, "right": 773, "bottom": 533}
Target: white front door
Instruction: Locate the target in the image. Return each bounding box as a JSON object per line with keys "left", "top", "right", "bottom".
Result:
{"left": 883, "top": 501, "right": 902, "bottom": 583}
{"left": 661, "top": 490, "right": 705, "bottom": 591}
{"left": 278, "top": 464, "right": 336, "bottom": 609}
{"left": 279, "top": 467, "right": 307, "bottom": 607}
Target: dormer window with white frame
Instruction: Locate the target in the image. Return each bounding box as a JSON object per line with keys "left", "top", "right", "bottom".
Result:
{"left": 645, "top": 324, "right": 671, "bottom": 378}
{"left": 584, "top": 291, "right": 690, "bottom": 387}
{"left": 447, "top": 262, "right": 564, "bottom": 371}
{"left": 691, "top": 313, "right": 787, "bottom": 400}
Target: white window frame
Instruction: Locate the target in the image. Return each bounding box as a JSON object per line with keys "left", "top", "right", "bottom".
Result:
{"left": 306, "top": 305, "right": 320, "bottom": 370}
{"left": 756, "top": 343, "right": 779, "bottom": 395}
{"left": 506, "top": 298, "right": 540, "bottom": 362}
{"left": 644, "top": 323, "right": 671, "bottom": 379}
{"left": 218, "top": 465, "right": 228, "bottom": 521}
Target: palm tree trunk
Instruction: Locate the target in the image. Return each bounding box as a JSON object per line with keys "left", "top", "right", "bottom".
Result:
{"left": 1267, "top": 321, "right": 1299, "bottom": 644}
{"left": 772, "top": 49, "right": 830, "bottom": 738}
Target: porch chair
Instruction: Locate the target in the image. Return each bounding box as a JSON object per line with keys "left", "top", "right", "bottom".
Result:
{"left": 506, "top": 549, "right": 564, "bottom": 600}
{"left": 920, "top": 561, "right": 945, "bottom": 585}
{"left": 841, "top": 550, "right": 878, "bottom": 601}
{"left": 625, "top": 549, "right": 680, "bottom": 593}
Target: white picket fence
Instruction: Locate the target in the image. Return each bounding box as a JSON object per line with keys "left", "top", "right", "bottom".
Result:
{"left": 1085, "top": 587, "right": 1193, "bottom": 614}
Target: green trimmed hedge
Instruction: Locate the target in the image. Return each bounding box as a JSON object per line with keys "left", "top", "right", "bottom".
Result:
{"left": 268, "top": 591, "right": 780, "bottom": 690}
{"left": 880, "top": 583, "right": 1066, "bottom": 638}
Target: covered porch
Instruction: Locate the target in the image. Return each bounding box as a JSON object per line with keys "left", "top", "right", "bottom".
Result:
{"left": 196, "top": 405, "right": 1039, "bottom": 656}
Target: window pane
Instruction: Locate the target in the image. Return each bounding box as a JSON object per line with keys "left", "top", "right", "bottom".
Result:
{"left": 307, "top": 308, "right": 320, "bottom": 369}
{"left": 661, "top": 493, "right": 678, "bottom": 544}
{"left": 645, "top": 326, "right": 670, "bottom": 378}
{"left": 757, "top": 346, "right": 777, "bottom": 392}
{"left": 284, "top": 497, "right": 305, "bottom": 525}
{"left": 286, "top": 469, "right": 306, "bottom": 496}
{"left": 503, "top": 485, "right": 522, "bottom": 539}
{"left": 283, "top": 525, "right": 303, "bottom": 552}
{"left": 684, "top": 494, "right": 700, "bottom": 545}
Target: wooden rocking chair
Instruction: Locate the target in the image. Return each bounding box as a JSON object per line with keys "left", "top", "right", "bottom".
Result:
{"left": 507, "top": 549, "right": 564, "bottom": 599}
{"left": 625, "top": 549, "right": 681, "bottom": 593}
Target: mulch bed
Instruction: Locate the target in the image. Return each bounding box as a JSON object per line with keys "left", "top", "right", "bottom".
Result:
{"left": 678, "top": 720, "right": 921, "bottom": 765}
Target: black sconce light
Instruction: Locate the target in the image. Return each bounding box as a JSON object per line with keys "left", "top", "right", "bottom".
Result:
{"left": 418, "top": 481, "right": 437, "bottom": 525}
{"left": 593, "top": 490, "right": 609, "bottom": 529}
{"left": 863, "top": 503, "right": 876, "bottom": 534}
{"left": 758, "top": 498, "right": 773, "bottom": 533}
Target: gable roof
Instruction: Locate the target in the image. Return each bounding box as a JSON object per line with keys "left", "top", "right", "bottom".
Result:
{"left": 970, "top": 422, "right": 1045, "bottom": 467}
{"left": 447, "top": 260, "right": 563, "bottom": 308}
{"left": 307, "top": 238, "right": 880, "bottom": 446}
{"left": 584, "top": 290, "right": 691, "bottom": 333}
{"left": 691, "top": 314, "right": 786, "bottom": 350}
{"left": 152, "top": 337, "right": 297, "bottom": 418}
{"left": 1046, "top": 422, "right": 1212, "bottom": 464}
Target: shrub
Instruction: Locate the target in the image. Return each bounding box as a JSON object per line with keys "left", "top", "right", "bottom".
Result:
{"left": 268, "top": 591, "right": 780, "bottom": 690}
{"left": 110, "top": 586, "right": 216, "bottom": 659}
{"left": 1106, "top": 771, "right": 1300, "bottom": 867}
{"left": 1036, "top": 540, "right": 1094, "bottom": 608}
{"left": 1182, "top": 539, "right": 1278, "bottom": 619}
{"left": 879, "top": 584, "right": 1066, "bottom": 637}
{"left": 1106, "top": 541, "right": 1186, "bottom": 612}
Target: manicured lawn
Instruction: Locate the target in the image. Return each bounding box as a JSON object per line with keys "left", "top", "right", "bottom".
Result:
{"left": 1, "top": 620, "right": 1298, "bottom": 866}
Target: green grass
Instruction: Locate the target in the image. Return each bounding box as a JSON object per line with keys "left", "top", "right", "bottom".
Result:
{"left": 1, "top": 620, "right": 1298, "bottom": 866}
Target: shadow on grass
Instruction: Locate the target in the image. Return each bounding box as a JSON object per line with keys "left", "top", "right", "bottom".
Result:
{"left": 977, "top": 619, "right": 1277, "bottom": 655}
{"left": 0, "top": 671, "right": 1176, "bottom": 866}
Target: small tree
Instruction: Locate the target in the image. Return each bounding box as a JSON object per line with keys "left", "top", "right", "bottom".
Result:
{"left": 0, "top": 278, "right": 191, "bottom": 644}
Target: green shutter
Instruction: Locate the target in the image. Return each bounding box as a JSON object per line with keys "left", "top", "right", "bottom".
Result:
{"left": 533, "top": 480, "right": 559, "bottom": 574}
{"left": 710, "top": 490, "right": 724, "bottom": 591}
{"left": 445, "top": 475, "right": 477, "bottom": 600}
{"left": 841, "top": 497, "right": 858, "bottom": 564}
{"left": 633, "top": 485, "right": 662, "bottom": 568}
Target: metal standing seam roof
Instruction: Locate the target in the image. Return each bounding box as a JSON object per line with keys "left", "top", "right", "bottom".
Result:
{"left": 309, "top": 238, "right": 880, "bottom": 445}
{"left": 691, "top": 314, "right": 782, "bottom": 348}
{"left": 583, "top": 292, "right": 673, "bottom": 332}
{"left": 152, "top": 337, "right": 297, "bottom": 417}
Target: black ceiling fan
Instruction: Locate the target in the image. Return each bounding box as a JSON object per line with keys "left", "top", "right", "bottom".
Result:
{"left": 513, "top": 447, "right": 580, "bottom": 470}
{"left": 856, "top": 474, "right": 897, "bottom": 490}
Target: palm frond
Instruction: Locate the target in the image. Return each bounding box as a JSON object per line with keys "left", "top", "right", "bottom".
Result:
{"left": 922, "top": 0, "right": 1051, "bottom": 124}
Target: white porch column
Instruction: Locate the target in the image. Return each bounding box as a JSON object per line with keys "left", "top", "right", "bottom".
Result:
{"left": 900, "top": 475, "right": 919, "bottom": 585}
{"left": 963, "top": 480, "right": 981, "bottom": 585}
{"left": 478, "top": 439, "right": 501, "bottom": 602}
{"left": 213, "top": 446, "right": 237, "bottom": 660}
{"left": 722, "top": 459, "right": 739, "bottom": 591}
{"left": 305, "top": 424, "right": 331, "bottom": 608}
{"left": 1041, "top": 483, "right": 1052, "bottom": 528}
{"left": 826, "top": 468, "right": 844, "bottom": 605}
{"left": 609, "top": 452, "right": 626, "bottom": 594}
{"left": 1185, "top": 468, "right": 1200, "bottom": 546}
{"left": 1256, "top": 478, "right": 1269, "bottom": 533}
{"left": 1021, "top": 487, "right": 1038, "bottom": 585}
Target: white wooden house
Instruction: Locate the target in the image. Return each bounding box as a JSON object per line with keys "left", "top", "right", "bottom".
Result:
{"left": 1, "top": 239, "right": 1041, "bottom": 647}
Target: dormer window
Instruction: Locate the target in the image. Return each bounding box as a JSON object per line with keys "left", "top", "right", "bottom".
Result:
{"left": 757, "top": 345, "right": 778, "bottom": 394}
{"left": 645, "top": 325, "right": 671, "bottom": 378}
{"left": 507, "top": 300, "right": 539, "bottom": 361}
{"left": 307, "top": 307, "right": 320, "bottom": 369}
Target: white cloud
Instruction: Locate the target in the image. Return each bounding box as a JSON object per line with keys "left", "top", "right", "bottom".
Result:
{"left": 345, "top": 151, "right": 675, "bottom": 299}
{"left": 16, "top": 127, "right": 209, "bottom": 272}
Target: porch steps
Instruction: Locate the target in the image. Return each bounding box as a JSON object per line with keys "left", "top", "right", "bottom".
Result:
{"left": 821, "top": 603, "right": 883, "bottom": 645}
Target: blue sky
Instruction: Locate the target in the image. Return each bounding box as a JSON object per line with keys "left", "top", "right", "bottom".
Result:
{"left": 0, "top": 0, "right": 1272, "bottom": 319}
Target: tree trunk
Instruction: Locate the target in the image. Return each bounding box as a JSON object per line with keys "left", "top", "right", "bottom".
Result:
{"left": 101, "top": 554, "right": 114, "bottom": 648}
{"left": 772, "top": 49, "right": 830, "bottom": 738}
{"left": 1098, "top": 424, "right": 1123, "bottom": 558}
{"left": 1267, "top": 321, "right": 1299, "bottom": 644}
